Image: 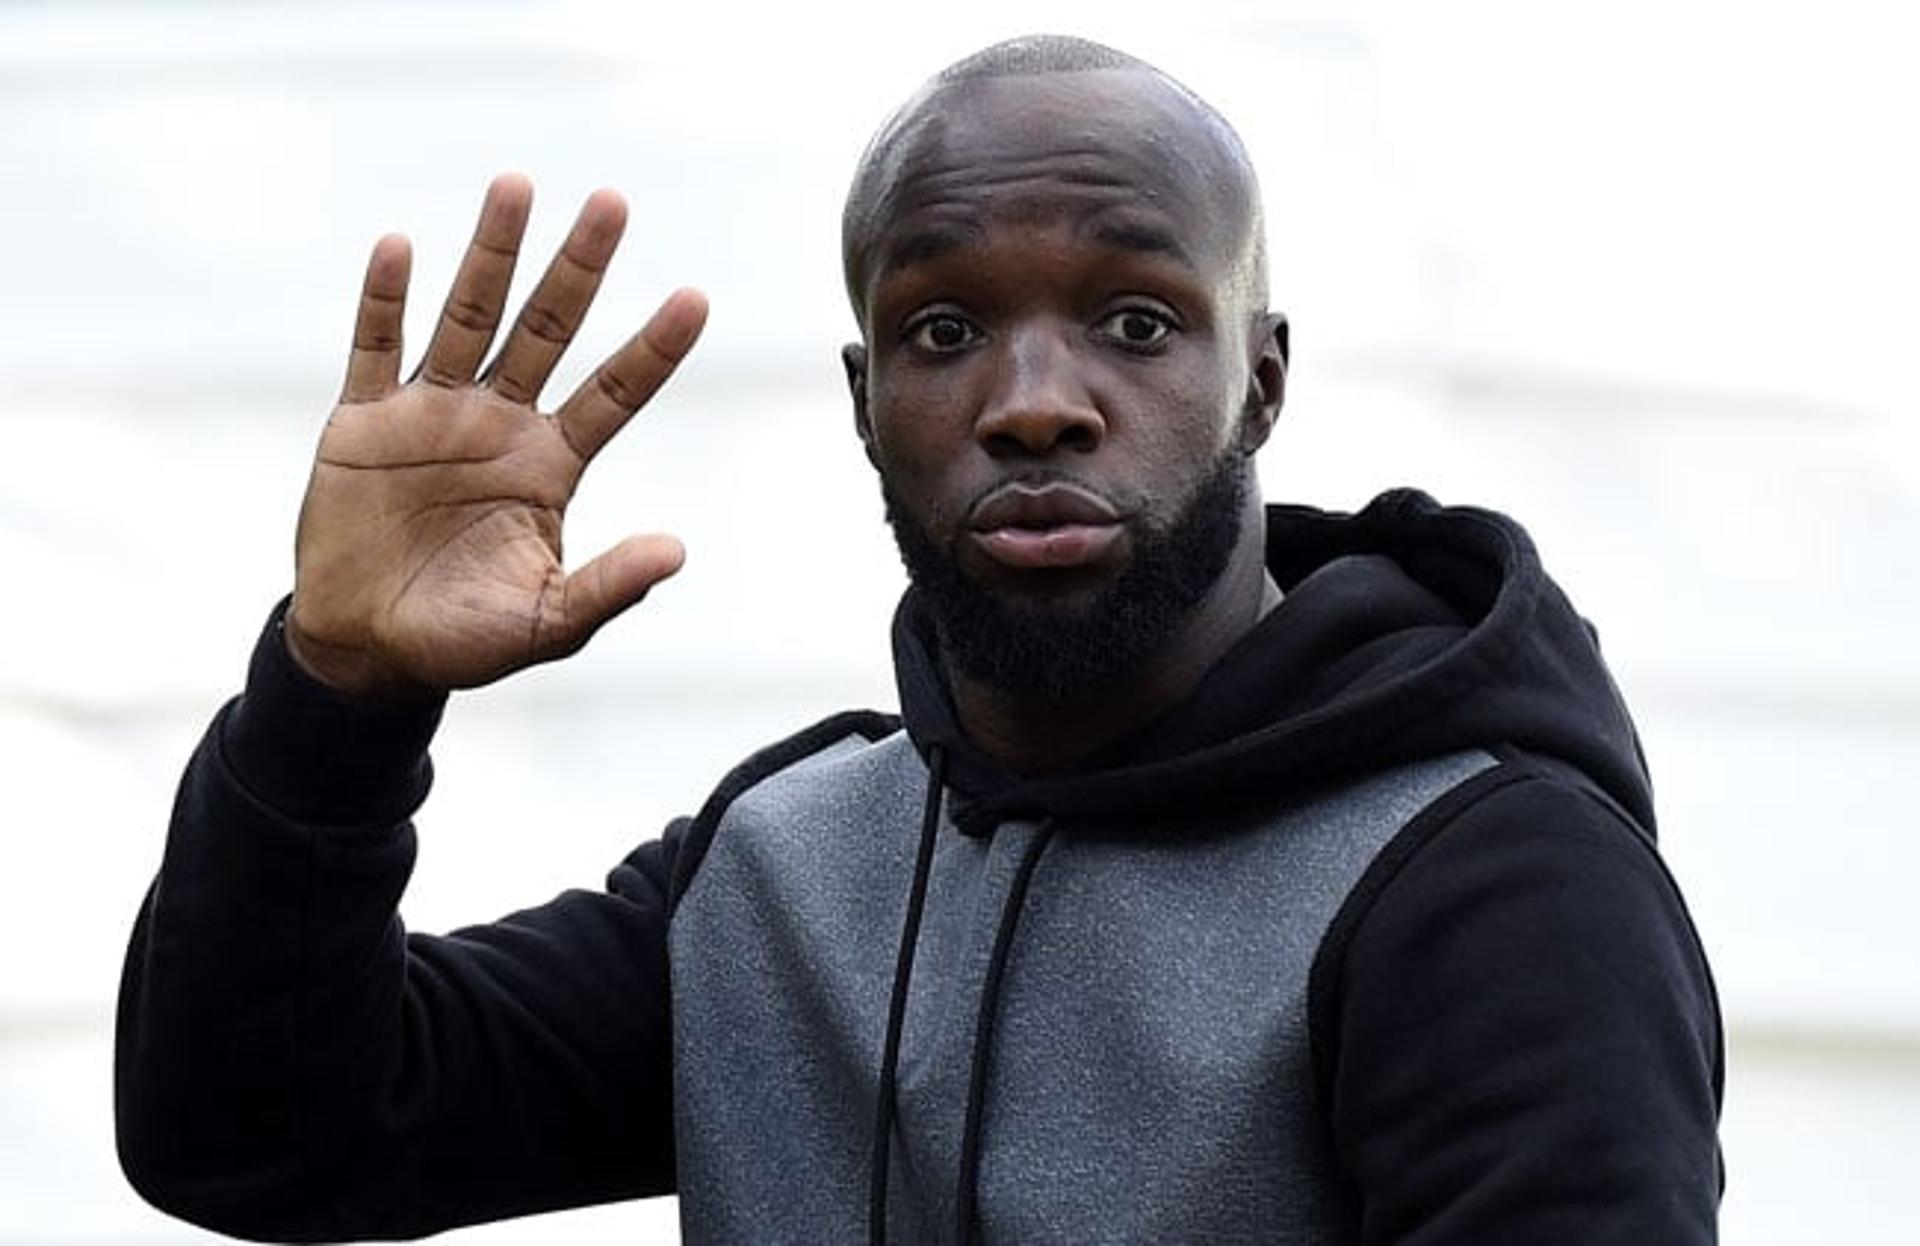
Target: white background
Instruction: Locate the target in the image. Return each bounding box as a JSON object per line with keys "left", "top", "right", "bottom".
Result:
{"left": 2, "top": 0, "right": 1916, "bottom": 1240}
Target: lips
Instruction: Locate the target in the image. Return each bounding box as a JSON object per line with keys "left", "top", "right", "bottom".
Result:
{"left": 966, "top": 482, "right": 1126, "bottom": 570}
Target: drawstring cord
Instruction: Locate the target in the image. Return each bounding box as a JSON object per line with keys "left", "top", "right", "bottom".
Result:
{"left": 868, "top": 745, "right": 947, "bottom": 1246}
{"left": 951, "top": 822, "right": 1056, "bottom": 1245}
{"left": 867, "top": 745, "right": 1056, "bottom": 1245}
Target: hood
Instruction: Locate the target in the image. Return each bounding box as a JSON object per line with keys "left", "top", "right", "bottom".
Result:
{"left": 892, "top": 487, "right": 1654, "bottom": 838}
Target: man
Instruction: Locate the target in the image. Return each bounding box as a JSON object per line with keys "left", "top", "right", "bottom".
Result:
{"left": 116, "top": 35, "right": 1723, "bottom": 1244}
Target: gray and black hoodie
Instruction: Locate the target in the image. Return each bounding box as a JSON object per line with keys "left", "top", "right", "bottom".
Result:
{"left": 117, "top": 489, "right": 1723, "bottom": 1243}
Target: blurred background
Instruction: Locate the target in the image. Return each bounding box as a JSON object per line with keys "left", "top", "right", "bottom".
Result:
{"left": 2, "top": 0, "right": 1915, "bottom": 1240}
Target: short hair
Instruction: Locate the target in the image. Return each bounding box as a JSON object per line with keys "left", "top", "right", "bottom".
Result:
{"left": 931, "top": 33, "right": 1149, "bottom": 80}
{"left": 841, "top": 35, "right": 1269, "bottom": 320}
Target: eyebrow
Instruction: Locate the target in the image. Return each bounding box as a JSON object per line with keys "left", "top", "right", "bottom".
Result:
{"left": 877, "top": 222, "right": 989, "bottom": 276}
{"left": 1083, "top": 218, "right": 1193, "bottom": 266}
{"left": 870, "top": 212, "right": 1197, "bottom": 284}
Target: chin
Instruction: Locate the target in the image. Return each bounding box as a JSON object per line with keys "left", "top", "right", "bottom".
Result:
{"left": 965, "top": 556, "right": 1130, "bottom": 606}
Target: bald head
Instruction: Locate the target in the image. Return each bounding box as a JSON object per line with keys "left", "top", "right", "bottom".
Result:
{"left": 841, "top": 35, "right": 1270, "bottom": 327}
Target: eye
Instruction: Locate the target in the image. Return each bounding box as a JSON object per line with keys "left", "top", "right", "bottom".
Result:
{"left": 1095, "top": 307, "right": 1176, "bottom": 351}
{"left": 905, "top": 312, "right": 982, "bottom": 354}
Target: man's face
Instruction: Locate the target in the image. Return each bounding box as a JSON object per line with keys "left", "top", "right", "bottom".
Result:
{"left": 844, "top": 70, "right": 1283, "bottom": 699}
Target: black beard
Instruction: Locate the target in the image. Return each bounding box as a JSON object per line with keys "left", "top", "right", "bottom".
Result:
{"left": 884, "top": 451, "right": 1251, "bottom": 705}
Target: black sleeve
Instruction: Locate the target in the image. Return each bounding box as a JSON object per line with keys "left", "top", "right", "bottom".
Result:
{"left": 1311, "top": 767, "right": 1724, "bottom": 1244}
{"left": 115, "top": 603, "right": 684, "bottom": 1241}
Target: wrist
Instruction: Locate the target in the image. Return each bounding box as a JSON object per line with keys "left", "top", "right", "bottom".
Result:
{"left": 283, "top": 604, "right": 437, "bottom": 703}
{"left": 222, "top": 599, "right": 447, "bottom": 826}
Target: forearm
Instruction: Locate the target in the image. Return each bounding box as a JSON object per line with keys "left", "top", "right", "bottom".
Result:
{"left": 115, "top": 605, "right": 682, "bottom": 1240}
{"left": 115, "top": 603, "right": 442, "bottom": 1238}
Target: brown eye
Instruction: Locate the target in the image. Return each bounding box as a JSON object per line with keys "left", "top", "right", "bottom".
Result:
{"left": 1096, "top": 308, "right": 1174, "bottom": 350}
{"left": 908, "top": 313, "right": 981, "bottom": 353}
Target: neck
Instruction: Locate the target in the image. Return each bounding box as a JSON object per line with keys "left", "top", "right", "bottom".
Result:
{"left": 947, "top": 510, "right": 1280, "bottom": 775}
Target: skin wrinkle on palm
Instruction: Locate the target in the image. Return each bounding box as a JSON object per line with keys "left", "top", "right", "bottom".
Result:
{"left": 286, "top": 175, "right": 710, "bottom": 700}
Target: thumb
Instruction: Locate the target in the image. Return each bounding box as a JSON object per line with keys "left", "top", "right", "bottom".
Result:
{"left": 541, "top": 533, "right": 686, "bottom": 659}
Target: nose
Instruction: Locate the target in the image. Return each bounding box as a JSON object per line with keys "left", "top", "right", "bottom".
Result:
{"left": 974, "top": 321, "right": 1105, "bottom": 457}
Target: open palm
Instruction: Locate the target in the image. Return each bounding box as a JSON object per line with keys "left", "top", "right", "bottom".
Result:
{"left": 286, "top": 176, "right": 707, "bottom": 696}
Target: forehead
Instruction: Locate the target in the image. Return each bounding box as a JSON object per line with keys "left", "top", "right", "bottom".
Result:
{"left": 856, "top": 70, "right": 1253, "bottom": 296}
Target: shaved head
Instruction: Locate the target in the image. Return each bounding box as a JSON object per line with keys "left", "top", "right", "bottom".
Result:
{"left": 841, "top": 35, "right": 1270, "bottom": 327}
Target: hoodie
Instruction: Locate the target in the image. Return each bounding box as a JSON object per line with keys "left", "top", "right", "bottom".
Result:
{"left": 116, "top": 489, "right": 1723, "bottom": 1243}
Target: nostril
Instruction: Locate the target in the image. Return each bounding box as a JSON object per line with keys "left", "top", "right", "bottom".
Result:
{"left": 980, "top": 421, "right": 1101, "bottom": 458}
{"left": 977, "top": 407, "right": 1106, "bottom": 457}
{"left": 1056, "top": 424, "right": 1099, "bottom": 453}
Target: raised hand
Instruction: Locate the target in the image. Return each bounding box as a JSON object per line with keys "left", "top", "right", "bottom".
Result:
{"left": 285, "top": 174, "right": 707, "bottom": 698}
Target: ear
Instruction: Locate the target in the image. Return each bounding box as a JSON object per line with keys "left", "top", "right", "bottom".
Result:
{"left": 841, "top": 342, "right": 878, "bottom": 467}
{"left": 1238, "top": 312, "right": 1287, "bottom": 453}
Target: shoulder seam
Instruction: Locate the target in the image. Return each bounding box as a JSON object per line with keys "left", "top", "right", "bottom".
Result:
{"left": 1305, "top": 758, "right": 1719, "bottom": 1124}
{"left": 666, "top": 709, "right": 902, "bottom": 913}
{"left": 1304, "top": 760, "right": 1532, "bottom": 1125}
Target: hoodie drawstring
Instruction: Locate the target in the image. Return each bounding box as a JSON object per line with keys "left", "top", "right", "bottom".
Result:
{"left": 952, "top": 821, "right": 1055, "bottom": 1244}
{"left": 869, "top": 746, "right": 947, "bottom": 1246}
{"left": 867, "top": 745, "right": 1057, "bottom": 1245}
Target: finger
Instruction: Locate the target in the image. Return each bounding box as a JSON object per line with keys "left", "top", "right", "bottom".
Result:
{"left": 339, "top": 234, "right": 412, "bottom": 404}
{"left": 414, "top": 173, "right": 533, "bottom": 387}
{"left": 537, "top": 533, "right": 687, "bottom": 660}
{"left": 555, "top": 287, "right": 709, "bottom": 463}
{"left": 483, "top": 189, "right": 627, "bottom": 405}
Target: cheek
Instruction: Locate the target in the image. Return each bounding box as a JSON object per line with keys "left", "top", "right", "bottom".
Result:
{"left": 1103, "top": 357, "right": 1236, "bottom": 455}
{"left": 867, "top": 362, "right": 981, "bottom": 464}
{"left": 865, "top": 376, "right": 975, "bottom": 529}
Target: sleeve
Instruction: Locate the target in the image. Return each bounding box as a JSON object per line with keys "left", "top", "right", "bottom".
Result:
{"left": 115, "top": 602, "right": 686, "bottom": 1241}
{"left": 1313, "top": 769, "right": 1724, "bottom": 1244}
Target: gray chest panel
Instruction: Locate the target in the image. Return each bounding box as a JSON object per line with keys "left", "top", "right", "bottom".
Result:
{"left": 670, "top": 734, "right": 1492, "bottom": 1244}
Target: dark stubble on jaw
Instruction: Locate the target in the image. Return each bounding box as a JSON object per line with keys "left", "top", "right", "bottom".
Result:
{"left": 883, "top": 449, "right": 1251, "bottom": 705}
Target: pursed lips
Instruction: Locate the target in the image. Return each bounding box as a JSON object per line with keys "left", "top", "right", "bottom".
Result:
{"left": 966, "top": 482, "right": 1126, "bottom": 569}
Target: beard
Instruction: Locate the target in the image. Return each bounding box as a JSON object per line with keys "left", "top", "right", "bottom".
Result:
{"left": 884, "top": 449, "right": 1251, "bottom": 705}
